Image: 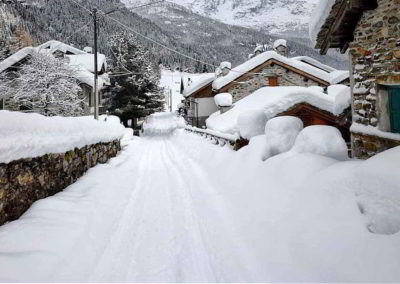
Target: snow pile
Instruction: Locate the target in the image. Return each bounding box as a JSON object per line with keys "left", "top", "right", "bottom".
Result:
{"left": 212, "top": 50, "right": 349, "bottom": 90}
{"left": 207, "top": 86, "right": 350, "bottom": 135}
{"left": 263, "top": 116, "right": 303, "bottom": 160}
{"left": 309, "top": 0, "right": 336, "bottom": 45}
{"left": 291, "top": 125, "right": 349, "bottom": 160}
{"left": 352, "top": 146, "right": 400, "bottom": 234}
{"left": 308, "top": 85, "right": 325, "bottom": 93}
{"left": 237, "top": 109, "right": 267, "bottom": 139}
{"left": 0, "top": 111, "right": 125, "bottom": 164}
{"left": 328, "top": 85, "right": 351, "bottom": 114}
{"left": 273, "top": 39, "right": 287, "bottom": 49}
{"left": 142, "top": 112, "right": 185, "bottom": 136}
{"left": 214, "top": 93, "right": 232, "bottom": 107}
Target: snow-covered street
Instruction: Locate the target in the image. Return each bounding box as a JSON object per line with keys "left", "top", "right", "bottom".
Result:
{"left": 1, "top": 113, "right": 400, "bottom": 282}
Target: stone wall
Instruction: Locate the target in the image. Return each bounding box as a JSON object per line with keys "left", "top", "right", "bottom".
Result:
{"left": 0, "top": 140, "right": 121, "bottom": 225}
{"left": 352, "top": 132, "right": 400, "bottom": 159}
{"left": 220, "top": 62, "right": 324, "bottom": 103}
{"left": 349, "top": 0, "right": 400, "bottom": 158}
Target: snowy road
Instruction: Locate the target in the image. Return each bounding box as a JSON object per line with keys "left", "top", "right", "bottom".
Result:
{"left": 0, "top": 132, "right": 252, "bottom": 282}
{"left": 1, "top": 113, "right": 400, "bottom": 282}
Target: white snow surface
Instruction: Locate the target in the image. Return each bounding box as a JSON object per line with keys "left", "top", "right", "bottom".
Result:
{"left": 1, "top": 114, "right": 400, "bottom": 282}
{"left": 212, "top": 51, "right": 349, "bottom": 90}
{"left": 273, "top": 39, "right": 287, "bottom": 49}
{"left": 143, "top": 112, "right": 185, "bottom": 136}
{"left": 214, "top": 92, "right": 232, "bottom": 107}
{"left": 67, "top": 53, "right": 107, "bottom": 74}
{"left": 182, "top": 73, "right": 215, "bottom": 98}
{"left": 291, "top": 125, "right": 349, "bottom": 161}
{"left": 0, "top": 111, "right": 125, "bottom": 164}
{"left": 237, "top": 109, "right": 267, "bottom": 139}
{"left": 263, "top": 116, "right": 303, "bottom": 160}
{"left": 206, "top": 86, "right": 350, "bottom": 135}
{"left": 309, "top": 0, "right": 336, "bottom": 45}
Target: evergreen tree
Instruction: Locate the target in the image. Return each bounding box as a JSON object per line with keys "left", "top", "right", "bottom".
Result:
{"left": 107, "top": 32, "right": 164, "bottom": 126}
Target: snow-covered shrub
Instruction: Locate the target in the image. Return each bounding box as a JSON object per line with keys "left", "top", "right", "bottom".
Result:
{"left": 351, "top": 146, "right": 400, "bottom": 235}
{"left": 263, "top": 116, "right": 303, "bottom": 160}
{"left": 214, "top": 93, "right": 233, "bottom": 107}
{"left": 291, "top": 125, "right": 348, "bottom": 160}
{"left": 237, "top": 109, "right": 267, "bottom": 140}
{"left": 0, "top": 52, "right": 85, "bottom": 116}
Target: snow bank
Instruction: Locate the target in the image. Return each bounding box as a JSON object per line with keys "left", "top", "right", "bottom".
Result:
{"left": 237, "top": 109, "right": 267, "bottom": 139}
{"left": 352, "top": 146, "right": 400, "bottom": 234}
{"left": 212, "top": 50, "right": 349, "bottom": 90}
{"left": 291, "top": 125, "right": 349, "bottom": 160}
{"left": 142, "top": 112, "right": 185, "bottom": 136}
{"left": 263, "top": 116, "right": 303, "bottom": 160}
{"left": 0, "top": 111, "right": 125, "bottom": 164}
{"left": 214, "top": 93, "right": 232, "bottom": 107}
{"left": 309, "top": 0, "right": 336, "bottom": 45}
{"left": 206, "top": 86, "right": 350, "bottom": 135}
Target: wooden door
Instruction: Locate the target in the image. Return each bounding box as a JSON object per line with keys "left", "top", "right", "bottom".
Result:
{"left": 389, "top": 87, "right": 400, "bottom": 133}
{"left": 268, "top": 77, "right": 278, "bottom": 87}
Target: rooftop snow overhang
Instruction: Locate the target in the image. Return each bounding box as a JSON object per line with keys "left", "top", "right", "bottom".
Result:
{"left": 314, "top": 0, "right": 378, "bottom": 55}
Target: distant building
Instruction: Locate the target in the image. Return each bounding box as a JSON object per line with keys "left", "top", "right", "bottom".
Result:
{"left": 0, "top": 40, "right": 109, "bottom": 115}
{"left": 311, "top": 0, "right": 400, "bottom": 159}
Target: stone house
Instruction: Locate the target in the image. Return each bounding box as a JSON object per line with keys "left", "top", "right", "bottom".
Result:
{"left": 0, "top": 40, "right": 109, "bottom": 115}
{"left": 212, "top": 46, "right": 350, "bottom": 103}
{"left": 311, "top": 0, "right": 400, "bottom": 159}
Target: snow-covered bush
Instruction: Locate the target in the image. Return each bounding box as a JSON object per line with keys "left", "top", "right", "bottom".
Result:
{"left": 237, "top": 109, "right": 267, "bottom": 140}
{"left": 291, "top": 125, "right": 348, "bottom": 160}
{"left": 214, "top": 93, "right": 233, "bottom": 107}
{"left": 263, "top": 116, "right": 303, "bottom": 160}
{"left": 0, "top": 52, "right": 85, "bottom": 116}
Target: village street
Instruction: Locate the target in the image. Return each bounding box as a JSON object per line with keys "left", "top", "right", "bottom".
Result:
{"left": 1, "top": 113, "right": 400, "bottom": 282}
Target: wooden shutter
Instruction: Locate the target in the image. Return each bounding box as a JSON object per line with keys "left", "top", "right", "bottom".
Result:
{"left": 268, "top": 77, "right": 278, "bottom": 87}
{"left": 389, "top": 87, "right": 400, "bottom": 133}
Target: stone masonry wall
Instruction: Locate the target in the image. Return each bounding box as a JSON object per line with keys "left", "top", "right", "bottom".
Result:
{"left": 349, "top": 0, "right": 400, "bottom": 158}
{"left": 352, "top": 132, "right": 400, "bottom": 159}
{"left": 223, "top": 63, "right": 323, "bottom": 103}
{"left": 0, "top": 140, "right": 121, "bottom": 225}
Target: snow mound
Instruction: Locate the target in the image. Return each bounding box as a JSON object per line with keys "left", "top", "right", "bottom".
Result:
{"left": 264, "top": 116, "right": 303, "bottom": 160}
{"left": 291, "top": 125, "right": 348, "bottom": 161}
{"left": 0, "top": 111, "right": 125, "bottom": 164}
{"left": 143, "top": 112, "right": 185, "bottom": 136}
{"left": 273, "top": 39, "right": 287, "bottom": 49}
{"left": 237, "top": 109, "right": 267, "bottom": 140}
{"left": 214, "top": 93, "right": 233, "bottom": 107}
{"left": 352, "top": 146, "right": 400, "bottom": 234}
{"left": 308, "top": 86, "right": 325, "bottom": 93}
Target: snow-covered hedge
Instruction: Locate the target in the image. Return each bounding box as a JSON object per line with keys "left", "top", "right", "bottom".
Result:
{"left": 0, "top": 111, "right": 125, "bottom": 163}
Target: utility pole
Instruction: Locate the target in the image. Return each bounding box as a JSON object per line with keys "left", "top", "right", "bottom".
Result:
{"left": 169, "top": 89, "right": 172, "bottom": 112}
{"left": 93, "top": 8, "right": 99, "bottom": 120}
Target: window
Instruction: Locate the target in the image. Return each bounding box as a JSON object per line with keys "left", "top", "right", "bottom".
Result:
{"left": 268, "top": 76, "right": 278, "bottom": 87}
{"left": 0, "top": 99, "right": 3, "bottom": 110}
{"left": 389, "top": 86, "right": 400, "bottom": 133}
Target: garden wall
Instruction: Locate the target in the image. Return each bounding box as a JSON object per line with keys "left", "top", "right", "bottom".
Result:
{"left": 0, "top": 140, "right": 121, "bottom": 225}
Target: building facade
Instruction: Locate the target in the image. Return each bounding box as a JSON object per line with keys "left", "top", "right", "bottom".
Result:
{"left": 313, "top": 0, "right": 400, "bottom": 159}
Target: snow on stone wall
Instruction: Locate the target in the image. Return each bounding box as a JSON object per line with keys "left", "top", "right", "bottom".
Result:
{"left": 0, "top": 111, "right": 125, "bottom": 164}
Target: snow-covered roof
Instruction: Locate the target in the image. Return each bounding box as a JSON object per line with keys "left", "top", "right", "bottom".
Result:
{"left": 206, "top": 86, "right": 351, "bottom": 135}
{"left": 67, "top": 54, "right": 107, "bottom": 73}
{"left": 309, "top": 0, "right": 337, "bottom": 46}
{"left": 36, "top": 40, "right": 87, "bottom": 56}
{"left": 273, "top": 39, "right": 287, "bottom": 49}
{"left": 0, "top": 40, "right": 107, "bottom": 89}
{"left": 212, "top": 51, "right": 349, "bottom": 90}
{"left": 183, "top": 73, "right": 215, "bottom": 98}
{"left": 0, "top": 47, "right": 35, "bottom": 73}
{"left": 292, "top": 56, "right": 336, "bottom": 73}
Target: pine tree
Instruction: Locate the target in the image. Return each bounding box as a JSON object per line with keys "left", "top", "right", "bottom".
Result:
{"left": 0, "top": 52, "right": 85, "bottom": 116}
{"left": 106, "top": 32, "right": 164, "bottom": 125}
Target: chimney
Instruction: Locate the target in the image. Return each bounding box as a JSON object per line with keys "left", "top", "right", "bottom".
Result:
{"left": 273, "top": 39, "right": 288, "bottom": 57}
{"left": 217, "top": 62, "right": 231, "bottom": 77}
